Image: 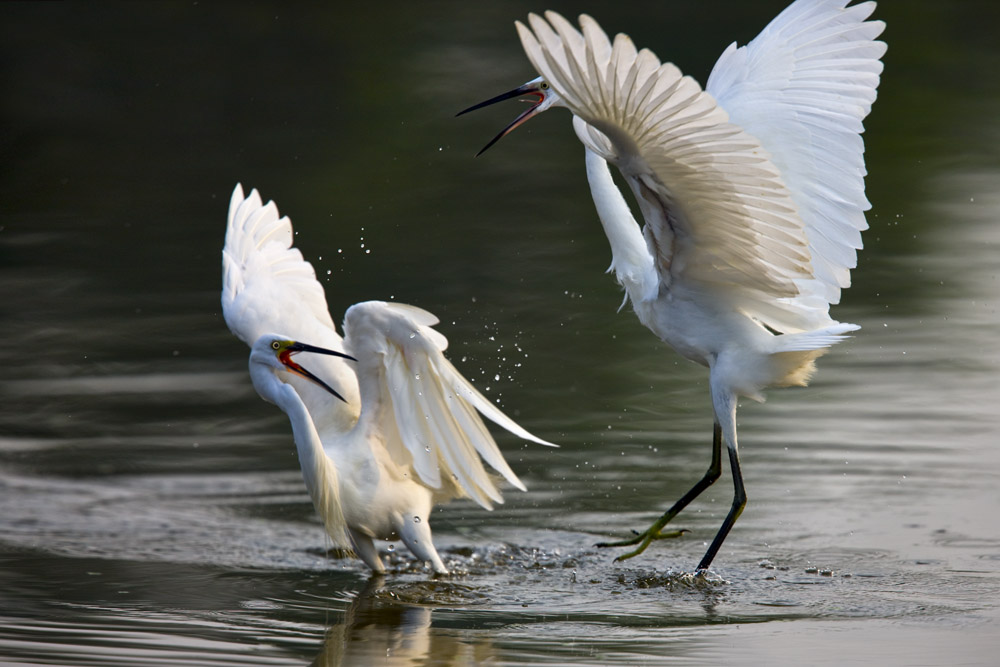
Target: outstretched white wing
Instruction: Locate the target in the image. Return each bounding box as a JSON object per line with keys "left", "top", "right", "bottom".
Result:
{"left": 707, "top": 0, "right": 886, "bottom": 310}
{"left": 517, "top": 11, "right": 821, "bottom": 333}
{"left": 343, "top": 301, "right": 555, "bottom": 509}
{"left": 222, "top": 184, "right": 359, "bottom": 421}
{"left": 222, "top": 184, "right": 335, "bottom": 343}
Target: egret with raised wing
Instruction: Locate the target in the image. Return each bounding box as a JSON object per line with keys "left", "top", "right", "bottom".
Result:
{"left": 222, "top": 185, "right": 554, "bottom": 574}
{"left": 460, "top": 0, "right": 885, "bottom": 571}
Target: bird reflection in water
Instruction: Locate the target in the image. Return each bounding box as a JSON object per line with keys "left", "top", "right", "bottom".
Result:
{"left": 311, "top": 576, "right": 492, "bottom": 666}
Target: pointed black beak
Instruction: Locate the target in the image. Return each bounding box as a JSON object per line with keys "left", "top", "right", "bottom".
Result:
{"left": 457, "top": 80, "right": 550, "bottom": 156}
{"left": 281, "top": 342, "right": 355, "bottom": 403}
{"left": 286, "top": 341, "right": 356, "bottom": 361}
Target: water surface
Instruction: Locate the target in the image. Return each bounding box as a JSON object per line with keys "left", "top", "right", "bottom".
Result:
{"left": 2, "top": 1, "right": 1000, "bottom": 664}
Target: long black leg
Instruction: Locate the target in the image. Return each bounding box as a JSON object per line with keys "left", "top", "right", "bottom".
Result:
{"left": 596, "top": 422, "right": 723, "bottom": 560}
{"left": 696, "top": 442, "right": 746, "bottom": 572}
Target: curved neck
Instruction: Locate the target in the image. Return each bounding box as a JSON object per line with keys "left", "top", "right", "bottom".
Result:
{"left": 255, "top": 366, "right": 350, "bottom": 547}
{"left": 584, "top": 149, "right": 659, "bottom": 306}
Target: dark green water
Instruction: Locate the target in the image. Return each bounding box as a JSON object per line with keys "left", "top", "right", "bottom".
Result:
{"left": 2, "top": 1, "right": 1000, "bottom": 664}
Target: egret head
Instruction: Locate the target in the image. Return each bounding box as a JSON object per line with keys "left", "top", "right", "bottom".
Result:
{"left": 457, "top": 76, "right": 563, "bottom": 156}
{"left": 250, "top": 335, "right": 356, "bottom": 403}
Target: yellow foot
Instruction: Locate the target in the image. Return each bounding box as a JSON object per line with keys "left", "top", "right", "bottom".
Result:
{"left": 596, "top": 527, "right": 689, "bottom": 561}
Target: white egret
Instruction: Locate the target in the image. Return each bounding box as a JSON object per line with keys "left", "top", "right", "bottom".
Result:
{"left": 460, "top": 0, "right": 885, "bottom": 571}
{"left": 222, "top": 184, "right": 554, "bottom": 574}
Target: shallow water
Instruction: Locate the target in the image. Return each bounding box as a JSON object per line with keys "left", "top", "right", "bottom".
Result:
{"left": 3, "top": 1, "right": 1000, "bottom": 664}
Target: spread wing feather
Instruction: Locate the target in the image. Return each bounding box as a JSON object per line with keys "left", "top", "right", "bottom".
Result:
{"left": 343, "top": 301, "right": 555, "bottom": 510}
{"left": 706, "top": 0, "right": 886, "bottom": 310}
{"left": 222, "top": 184, "right": 337, "bottom": 345}
{"left": 518, "top": 12, "right": 820, "bottom": 332}
{"left": 517, "top": 4, "right": 883, "bottom": 332}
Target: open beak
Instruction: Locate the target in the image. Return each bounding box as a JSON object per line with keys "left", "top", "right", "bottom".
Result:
{"left": 279, "top": 341, "right": 356, "bottom": 403}
{"left": 457, "top": 79, "right": 551, "bottom": 156}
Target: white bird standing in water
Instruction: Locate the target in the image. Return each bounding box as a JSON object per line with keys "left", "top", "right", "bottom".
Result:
{"left": 460, "top": 0, "right": 885, "bottom": 571}
{"left": 222, "top": 184, "right": 554, "bottom": 574}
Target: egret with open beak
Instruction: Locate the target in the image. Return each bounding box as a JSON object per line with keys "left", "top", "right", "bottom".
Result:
{"left": 456, "top": 76, "right": 561, "bottom": 156}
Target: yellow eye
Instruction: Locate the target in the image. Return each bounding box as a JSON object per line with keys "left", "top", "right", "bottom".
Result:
{"left": 271, "top": 341, "right": 281, "bottom": 350}
{"left": 540, "top": 82, "right": 549, "bottom": 90}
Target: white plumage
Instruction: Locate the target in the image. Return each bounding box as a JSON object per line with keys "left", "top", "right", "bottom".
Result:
{"left": 223, "top": 184, "right": 554, "bottom": 574}
{"left": 462, "top": 0, "right": 884, "bottom": 571}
